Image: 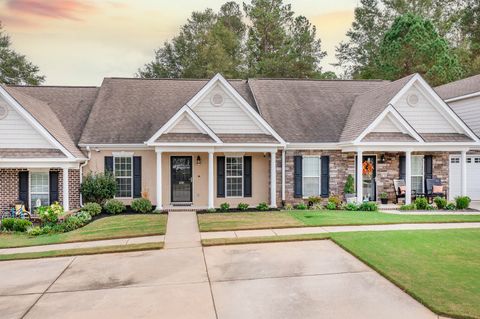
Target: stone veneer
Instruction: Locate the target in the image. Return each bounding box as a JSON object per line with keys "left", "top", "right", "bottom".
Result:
{"left": 0, "top": 168, "right": 81, "bottom": 212}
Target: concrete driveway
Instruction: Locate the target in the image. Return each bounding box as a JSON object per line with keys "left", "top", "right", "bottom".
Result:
{"left": 0, "top": 241, "right": 437, "bottom": 319}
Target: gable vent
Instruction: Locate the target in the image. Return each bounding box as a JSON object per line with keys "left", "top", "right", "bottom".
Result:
{"left": 407, "top": 93, "right": 419, "bottom": 107}
{"left": 211, "top": 93, "right": 224, "bottom": 107}
{"left": 0, "top": 104, "right": 7, "bottom": 120}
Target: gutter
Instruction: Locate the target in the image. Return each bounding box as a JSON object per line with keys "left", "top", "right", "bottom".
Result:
{"left": 79, "top": 146, "right": 92, "bottom": 207}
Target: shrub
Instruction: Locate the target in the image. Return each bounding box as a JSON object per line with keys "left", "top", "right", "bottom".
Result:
{"left": 37, "top": 202, "right": 64, "bottom": 224}
{"left": 1, "top": 218, "right": 15, "bottom": 231}
{"left": 295, "top": 203, "right": 307, "bottom": 210}
{"left": 344, "top": 175, "right": 355, "bottom": 194}
{"left": 426, "top": 204, "right": 435, "bottom": 210}
{"left": 455, "top": 196, "right": 471, "bottom": 209}
{"left": 27, "top": 226, "right": 44, "bottom": 236}
{"left": 414, "top": 197, "right": 428, "bottom": 210}
{"left": 358, "top": 201, "right": 378, "bottom": 211}
{"left": 75, "top": 211, "right": 92, "bottom": 224}
{"left": 284, "top": 204, "right": 293, "bottom": 210}
{"left": 80, "top": 173, "right": 117, "bottom": 205}
{"left": 237, "top": 203, "right": 249, "bottom": 211}
{"left": 400, "top": 204, "right": 416, "bottom": 210}
{"left": 434, "top": 197, "right": 447, "bottom": 209}
{"left": 13, "top": 219, "right": 32, "bottom": 232}
{"left": 81, "top": 202, "right": 102, "bottom": 216}
{"left": 328, "top": 195, "right": 342, "bottom": 209}
{"left": 307, "top": 196, "right": 322, "bottom": 207}
{"left": 219, "top": 202, "right": 230, "bottom": 212}
{"left": 343, "top": 203, "right": 359, "bottom": 211}
{"left": 379, "top": 192, "right": 388, "bottom": 199}
{"left": 62, "top": 215, "right": 83, "bottom": 232}
{"left": 131, "top": 198, "right": 153, "bottom": 213}
{"left": 206, "top": 208, "right": 217, "bottom": 213}
{"left": 445, "top": 202, "right": 456, "bottom": 210}
{"left": 257, "top": 202, "right": 270, "bottom": 211}
{"left": 325, "top": 202, "right": 337, "bottom": 210}
{"left": 104, "top": 199, "right": 126, "bottom": 214}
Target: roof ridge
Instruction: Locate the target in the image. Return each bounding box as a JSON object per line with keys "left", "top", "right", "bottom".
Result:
{"left": 248, "top": 77, "right": 390, "bottom": 82}
{"left": 8, "top": 85, "right": 98, "bottom": 88}
{"left": 105, "top": 77, "right": 247, "bottom": 82}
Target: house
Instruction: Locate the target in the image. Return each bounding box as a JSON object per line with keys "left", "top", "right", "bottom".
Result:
{"left": 0, "top": 73, "right": 478, "bottom": 212}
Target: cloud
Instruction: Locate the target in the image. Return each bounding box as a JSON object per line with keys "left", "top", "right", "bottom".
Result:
{"left": 6, "top": 0, "right": 97, "bottom": 21}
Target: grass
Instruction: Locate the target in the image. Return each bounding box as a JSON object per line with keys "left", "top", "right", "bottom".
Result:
{"left": 197, "top": 210, "right": 480, "bottom": 231}
{"left": 0, "top": 214, "right": 167, "bottom": 249}
{"left": 0, "top": 242, "right": 163, "bottom": 261}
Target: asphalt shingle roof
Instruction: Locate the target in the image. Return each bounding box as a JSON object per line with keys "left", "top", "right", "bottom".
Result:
{"left": 435, "top": 74, "right": 480, "bottom": 100}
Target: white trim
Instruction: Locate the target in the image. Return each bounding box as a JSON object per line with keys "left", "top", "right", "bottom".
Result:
{"left": 301, "top": 155, "right": 322, "bottom": 198}
{"left": 0, "top": 86, "right": 75, "bottom": 159}
{"left": 445, "top": 91, "right": 480, "bottom": 103}
{"left": 156, "top": 151, "right": 163, "bottom": 209}
{"left": 79, "top": 144, "right": 149, "bottom": 150}
{"left": 169, "top": 155, "right": 195, "bottom": 204}
{"left": 225, "top": 156, "right": 244, "bottom": 198}
{"left": 0, "top": 161, "right": 79, "bottom": 169}
{"left": 281, "top": 149, "right": 286, "bottom": 201}
{"left": 113, "top": 155, "right": 134, "bottom": 199}
{"left": 165, "top": 112, "right": 208, "bottom": 134}
{"left": 410, "top": 155, "right": 424, "bottom": 194}
{"left": 112, "top": 151, "right": 134, "bottom": 157}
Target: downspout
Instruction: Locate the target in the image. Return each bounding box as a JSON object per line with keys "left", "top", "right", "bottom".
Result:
{"left": 79, "top": 146, "right": 91, "bottom": 207}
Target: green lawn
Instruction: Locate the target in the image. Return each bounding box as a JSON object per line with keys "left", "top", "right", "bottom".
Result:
{"left": 198, "top": 210, "right": 480, "bottom": 231}
{"left": 0, "top": 214, "right": 167, "bottom": 248}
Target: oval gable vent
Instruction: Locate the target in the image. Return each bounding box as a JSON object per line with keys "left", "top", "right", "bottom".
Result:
{"left": 0, "top": 104, "right": 8, "bottom": 120}
{"left": 211, "top": 93, "right": 224, "bottom": 107}
{"left": 407, "top": 93, "right": 419, "bottom": 107}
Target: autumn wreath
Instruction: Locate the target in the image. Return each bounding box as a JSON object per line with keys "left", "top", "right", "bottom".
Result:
{"left": 362, "top": 160, "right": 374, "bottom": 176}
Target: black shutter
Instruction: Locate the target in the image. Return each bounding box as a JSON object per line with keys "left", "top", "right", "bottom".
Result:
{"left": 18, "top": 171, "right": 29, "bottom": 209}
{"left": 243, "top": 156, "right": 252, "bottom": 197}
{"left": 399, "top": 156, "right": 406, "bottom": 180}
{"left": 49, "top": 171, "right": 59, "bottom": 204}
{"left": 424, "top": 155, "right": 433, "bottom": 190}
{"left": 104, "top": 156, "right": 113, "bottom": 174}
{"left": 133, "top": 156, "right": 142, "bottom": 198}
{"left": 217, "top": 156, "right": 225, "bottom": 197}
{"left": 294, "top": 156, "right": 303, "bottom": 198}
{"left": 321, "top": 156, "right": 330, "bottom": 198}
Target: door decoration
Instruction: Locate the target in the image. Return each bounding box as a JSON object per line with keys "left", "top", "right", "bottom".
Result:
{"left": 362, "top": 160, "right": 374, "bottom": 177}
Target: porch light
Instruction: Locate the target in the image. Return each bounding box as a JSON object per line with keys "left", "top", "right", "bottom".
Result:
{"left": 196, "top": 156, "right": 201, "bottom": 165}
{"left": 380, "top": 154, "right": 386, "bottom": 163}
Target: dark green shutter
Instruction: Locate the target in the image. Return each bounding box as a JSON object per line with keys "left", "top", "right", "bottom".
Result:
{"left": 321, "top": 156, "right": 330, "bottom": 198}
{"left": 294, "top": 156, "right": 303, "bottom": 198}
{"left": 217, "top": 156, "right": 225, "bottom": 197}
{"left": 133, "top": 156, "right": 142, "bottom": 198}
{"left": 424, "top": 155, "right": 433, "bottom": 190}
{"left": 49, "top": 171, "right": 59, "bottom": 204}
{"left": 18, "top": 171, "right": 29, "bottom": 209}
{"left": 104, "top": 156, "right": 113, "bottom": 174}
{"left": 243, "top": 156, "right": 252, "bottom": 197}
{"left": 399, "top": 156, "right": 406, "bottom": 180}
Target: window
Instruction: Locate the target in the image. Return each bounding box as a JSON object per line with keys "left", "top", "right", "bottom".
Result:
{"left": 114, "top": 156, "right": 132, "bottom": 198}
{"left": 30, "top": 172, "right": 49, "bottom": 209}
{"left": 303, "top": 157, "right": 321, "bottom": 197}
{"left": 475, "top": 158, "right": 480, "bottom": 164}
{"left": 226, "top": 157, "right": 243, "bottom": 197}
{"left": 411, "top": 156, "right": 424, "bottom": 193}
{"left": 451, "top": 157, "right": 460, "bottom": 164}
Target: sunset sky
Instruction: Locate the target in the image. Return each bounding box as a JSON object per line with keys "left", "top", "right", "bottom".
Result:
{"left": 0, "top": 0, "right": 358, "bottom": 85}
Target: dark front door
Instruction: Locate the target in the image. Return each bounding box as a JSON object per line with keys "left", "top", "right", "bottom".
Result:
{"left": 171, "top": 156, "right": 193, "bottom": 203}
{"left": 362, "top": 155, "right": 377, "bottom": 201}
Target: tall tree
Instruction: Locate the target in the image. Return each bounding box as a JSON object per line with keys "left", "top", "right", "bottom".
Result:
{"left": 457, "top": 0, "right": 480, "bottom": 76}
{"left": 371, "top": 13, "right": 463, "bottom": 85}
{"left": 0, "top": 23, "right": 45, "bottom": 85}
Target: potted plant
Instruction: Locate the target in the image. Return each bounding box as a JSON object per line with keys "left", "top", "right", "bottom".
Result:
{"left": 379, "top": 192, "right": 388, "bottom": 204}
{"left": 344, "top": 175, "right": 356, "bottom": 204}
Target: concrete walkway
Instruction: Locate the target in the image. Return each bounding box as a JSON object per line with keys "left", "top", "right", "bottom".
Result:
{"left": 164, "top": 211, "right": 201, "bottom": 249}
{"left": 201, "top": 222, "right": 480, "bottom": 240}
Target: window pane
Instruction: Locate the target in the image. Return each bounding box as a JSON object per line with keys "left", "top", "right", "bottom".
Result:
{"left": 114, "top": 157, "right": 132, "bottom": 197}
{"left": 226, "top": 157, "right": 243, "bottom": 177}
{"left": 412, "top": 176, "right": 423, "bottom": 193}
{"left": 31, "top": 194, "right": 49, "bottom": 210}
{"left": 303, "top": 177, "right": 320, "bottom": 197}
{"left": 226, "top": 177, "right": 243, "bottom": 197}
{"left": 31, "top": 172, "right": 49, "bottom": 193}
{"left": 303, "top": 157, "right": 320, "bottom": 176}
{"left": 411, "top": 156, "right": 423, "bottom": 175}
{"left": 116, "top": 178, "right": 132, "bottom": 198}
{"left": 226, "top": 157, "right": 243, "bottom": 197}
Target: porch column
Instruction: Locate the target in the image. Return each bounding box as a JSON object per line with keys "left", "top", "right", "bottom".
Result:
{"left": 356, "top": 149, "right": 363, "bottom": 203}
{"left": 208, "top": 151, "right": 214, "bottom": 209}
{"left": 62, "top": 167, "right": 69, "bottom": 211}
{"left": 461, "top": 150, "right": 467, "bottom": 196}
{"left": 156, "top": 151, "right": 163, "bottom": 209}
{"left": 405, "top": 150, "right": 412, "bottom": 205}
{"left": 270, "top": 150, "right": 277, "bottom": 208}
{"left": 281, "top": 149, "right": 286, "bottom": 202}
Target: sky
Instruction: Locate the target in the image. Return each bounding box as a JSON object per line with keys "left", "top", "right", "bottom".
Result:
{"left": 0, "top": 0, "right": 358, "bottom": 85}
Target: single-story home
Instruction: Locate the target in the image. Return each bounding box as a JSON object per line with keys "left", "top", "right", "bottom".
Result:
{"left": 0, "top": 72, "right": 479, "bottom": 211}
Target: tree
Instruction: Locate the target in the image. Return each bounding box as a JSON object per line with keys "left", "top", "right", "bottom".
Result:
{"left": 457, "top": 0, "right": 480, "bottom": 76}
{"left": 0, "top": 23, "right": 45, "bottom": 85}
{"left": 371, "top": 13, "right": 463, "bottom": 85}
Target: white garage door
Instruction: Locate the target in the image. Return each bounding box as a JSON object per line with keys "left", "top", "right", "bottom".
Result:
{"left": 449, "top": 155, "right": 480, "bottom": 200}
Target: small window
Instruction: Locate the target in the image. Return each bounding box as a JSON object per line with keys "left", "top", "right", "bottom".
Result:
{"left": 30, "top": 172, "right": 49, "bottom": 209}
{"left": 475, "top": 158, "right": 480, "bottom": 164}
{"left": 451, "top": 157, "right": 460, "bottom": 164}
{"left": 226, "top": 157, "right": 243, "bottom": 197}
{"left": 114, "top": 156, "right": 133, "bottom": 198}
{"left": 303, "top": 157, "right": 321, "bottom": 197}
{"left": 467, "top": 158, "right": 472, "bottom": 163}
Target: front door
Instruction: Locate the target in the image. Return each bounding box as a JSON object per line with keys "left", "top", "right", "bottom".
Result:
{"left": 362, "top": 155, "right": 377, "bottom": 201}
{"left": 171, "top": 156, "right": 193, "bottom": 203}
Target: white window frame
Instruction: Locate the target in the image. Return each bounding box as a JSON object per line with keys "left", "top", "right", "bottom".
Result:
{"left": 113, "top": 155, "right": 133, "bottom": 199}
{"left": 225, "top": 156, "right": 244, "bottom": 198}
{"left": 411, "top": 155, "right": 424, "bottom": 193}
{"left": 302, "top": 156, "right": 322, "bottom": 198}
{"left": 29, "top": 170, "right": 50, "bottom": 209}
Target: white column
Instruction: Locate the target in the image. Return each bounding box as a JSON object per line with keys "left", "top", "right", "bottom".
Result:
{"left": 281, "top": 149, "right": 286, "bottom": 202}
{"left": 461, "top": 150, "right": 467, "bottom": 196}
{"left": 270, "top": 150, "right": 277, "bottom": 208}
{"left": 156, "top": 151, "right": 163, "bottom": 209}
{"left": 356, "top": 149, "right": 363, "bottom": 203}
{"left": 405, "top": 150, "right": 412, "bottom": 204}
{"left": 208, "top": 151, "right": 214, "bottom": 209}
{"left": 62, "top": 167, "right": 69, "bottom": 211}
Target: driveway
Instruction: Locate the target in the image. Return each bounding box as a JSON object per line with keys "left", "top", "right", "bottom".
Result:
{"left": 0, "top": 240, "right": 437, "bottom": 319}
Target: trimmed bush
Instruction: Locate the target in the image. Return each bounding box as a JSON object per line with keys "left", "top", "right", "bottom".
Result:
{"left": 81, "top": 202, "right": 102, "bottom": 216}
{"left": 358, "top": 201, "right": 378, "bottom": 211}
{"left": 434, "top": 197, "right": 447, "bottom": 209}
{"left": 445, "top": 202, "right": 456, "bottom": 210}
{"left": 325, "top": 202, "right": 337, "bottom": 210}
{"left": 237, "top": 203, "right": 249, "bottom": 211}
{"left": 256, "top": 202, "right": 269, "bottom": 211}
{"left": 400, "top": 204, "right": 416, "bottom": 210}
{"left": 1, "top": 218, "right": 15, "bottom": 231}
{"left": 328, "top": 195, "right": 343, "bottom": 209}
{"left": 80, "top": 173, "right": 117, "bottom": 205}
{"left": 455, "top": 196, "right": 471, "bottom": 210}
{"left": 37, "top": 202, "right": 63, "bottom": 224}
{"left": 219, "top": 202, "right": 230, "bottom": 212}
{"left": 131, "top": 198, "right": 153, "bottom": 213}
{"left": 13, "top": 219, "right": 32, "bottom": 232}
{"left": 104, "top": 199, "right": 126, "bottom": 214}
{"left": 295, "top": 203, "right": 307, "bottom": 210}
{"left": 27, "top": 226, "right": 44, "bottom": 236}
{"left": 414, "top": 197, "right": 428, "bottom": 210}
{"left": 76, "top": 211, "right": 92, "bottom": 224}
{"left": 62, "top": 215, "right": 83, "bottom": 232}
{"left": 344, "top": 203, "right": 358, "bottom": 211}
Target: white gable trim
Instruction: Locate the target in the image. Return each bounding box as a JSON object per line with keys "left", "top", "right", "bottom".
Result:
{"left": 0, "top": 86, "right": 75, "bottom": 159}
{"left": 146, "top": 105, "right": 222, "bottom": 144}
{"left": 187, "top": 73, "right": 286, "bottom": 145}
{"left": 390, "top": 74, "right": 479, "bottom": 142}
{"left": 355, "top": 105, "right": 424, "bottom": 144}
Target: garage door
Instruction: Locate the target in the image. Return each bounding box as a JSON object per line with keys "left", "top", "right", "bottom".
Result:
{"left": 449, "top": 155, "right": 480, "bottom": 200}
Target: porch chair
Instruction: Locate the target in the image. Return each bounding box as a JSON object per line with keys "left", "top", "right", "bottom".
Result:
{"left": 393, "top": 179, "right": 417, "bottom": 204}
{"left": 425, "top": 178, "right": 446, "bottom": 203}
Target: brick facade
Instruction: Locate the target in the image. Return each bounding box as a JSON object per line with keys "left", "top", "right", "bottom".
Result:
{"left": 0, "top": 168, "right": 81, "bottom": 212}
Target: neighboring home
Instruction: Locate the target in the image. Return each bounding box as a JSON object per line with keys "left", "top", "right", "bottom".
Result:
{"left": 0, "top": 73, "right": 478, "bottom": 212}
{"left": 436, "top": 74, "right": 480, "bottom": 200}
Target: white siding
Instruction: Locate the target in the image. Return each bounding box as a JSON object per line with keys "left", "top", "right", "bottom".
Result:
{"left": 394, "top": 86, "right": 457, "bottom": 133}
{"left": 448, "top": 96, "right": 480, "bottom": 138}
{"left": 169, "top": 115, "right": 203, "bottom": 133}
{"left": 193, "top": 84, "right": 266, "bottom": 134}
{"left": 0, "top": 97, "right": 53, "bottom": 148}
{"left": 372, "top": 114, "right": 403, "bottom": 133}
